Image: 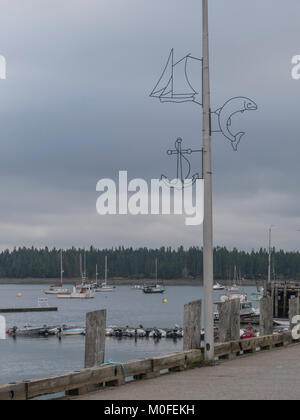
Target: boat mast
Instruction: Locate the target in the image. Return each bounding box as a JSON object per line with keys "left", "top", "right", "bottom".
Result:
{"left": 79, "top": 254, "right": 82, "bottom": 278}
{"left": 202, "top": 0, "right": 214, "bottom": 361}
{"left": 96, "top": 264, "right": 98, "bottom": 285}
{"left": 60, "top": 249, "right": 64, "bottom": 287}
{"left": 105, "top": 256, "right": 108, "bottom": 286}
{"left": 155, "top": 258, "right": 158, "bottom": 285}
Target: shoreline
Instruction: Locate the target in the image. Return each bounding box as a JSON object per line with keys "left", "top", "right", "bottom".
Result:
{"left": 0, "top": 278, "right": 267, "bottom": 286}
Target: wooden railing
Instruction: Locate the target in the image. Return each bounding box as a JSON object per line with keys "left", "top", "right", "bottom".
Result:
{"left": 0, "top": 331, "right": 296, "bottom": 400}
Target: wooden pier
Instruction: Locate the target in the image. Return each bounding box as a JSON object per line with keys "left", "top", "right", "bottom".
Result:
{"left": 0, "top": 307, "right": 58, "bottom": 313}
{"left": 0, "top": 331, "right": 297, "bottom": 400}
{"left": 0, "top": 297, "right": 297, "bottom": 400}
{"left": 270, "top": 280, "right": 300, "bottom": 318}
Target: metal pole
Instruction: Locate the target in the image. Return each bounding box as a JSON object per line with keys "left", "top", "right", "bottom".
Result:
{"left": 202, "top": 0, "right": 214, "bottom": 361}
{"left": 105, "top": 256, "right": 108, "bottom": 286}
{"left": 265, "top": 225, "right": 274, "bottom": 297}
{"left": 268, "top": 227, "right": 272, "bottom": 284}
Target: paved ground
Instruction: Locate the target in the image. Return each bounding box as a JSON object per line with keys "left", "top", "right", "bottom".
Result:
{"left": 75, "top": 344, "right": 300, "bottom": 400}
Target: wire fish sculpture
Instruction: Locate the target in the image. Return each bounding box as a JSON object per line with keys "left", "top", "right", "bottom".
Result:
{"left": 211, "top": 97, "right": 258, "bottom": 151}
{"left": 161, "top": 138, "right": 202, "bottom": 189}
{"left": 151, "top": 50, "right": 258, "bottom": 151}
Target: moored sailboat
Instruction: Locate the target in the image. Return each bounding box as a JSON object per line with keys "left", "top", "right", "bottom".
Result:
{"left": 142, "top": 259, "right": 165, "bottom": 294}
{"left": 43, "top": 250, "right": 71, "bottom": 296}
{"left": 95, "top": 257, "right": 115, "bottom": 292}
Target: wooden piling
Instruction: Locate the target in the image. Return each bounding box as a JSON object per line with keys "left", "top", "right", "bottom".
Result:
{"left": 183, "top": 299, "right": 202, "bottom": 351}
{"left": 84, "top": 310, "right": 107, "bottom": 369}
{"left": 274, "top": 287, "right": 279, "bottom": 318}
{"left": 260, "top": 295, "right": 273, "bottom": 336}
{"left": 217, "top": 299, "right": 240, "bottom": 344}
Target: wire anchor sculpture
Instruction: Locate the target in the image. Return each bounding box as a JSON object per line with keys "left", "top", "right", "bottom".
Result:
{"left": 161, "top": 138, "right": 203, "bottom": 189}
{"left": 151, "top": 50, "right": 258, "bottom": 152}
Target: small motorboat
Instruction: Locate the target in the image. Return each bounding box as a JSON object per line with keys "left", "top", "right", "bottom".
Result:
{"left": 143, "top": 285, "right": 165, "bottom": 294}
{"left": 166, "top": 326, "right": 183, "bottom": 339}
{"left": 250, "top": 292, "right": 263, "bottom": 302}
{"left": 226, "top": 284, "right": 240, "bottom": 292}
{"left": 43, "top": 286, "right": 71, "bottom": 295}
{"left": 273, "top": 319, "right": 290, "bottom": 328}
{"left": 148, "top": 328, "right": 163, "bottom": 339}
{"left": 7, "top": 325, "right": 58, "bottom": 337}
{"left": 57, "top": 327, "right": 85, "bottom": 337}
{"left": 95, "top": 284, "right": 115, "bottom": 292}
{"left": 213, "top": 283, "right": 225, "bottom": 291}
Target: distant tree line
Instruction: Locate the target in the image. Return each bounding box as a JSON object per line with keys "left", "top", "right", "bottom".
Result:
{"left": 0, "top": 246, "right": 299, "bottom": 281}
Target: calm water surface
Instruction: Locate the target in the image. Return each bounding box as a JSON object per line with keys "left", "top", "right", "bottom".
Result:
{"left": 0, "top": 284, "right": 257, "bottom": 384}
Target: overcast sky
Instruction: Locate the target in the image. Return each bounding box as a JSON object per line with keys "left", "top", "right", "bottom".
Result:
{"left": 0, "top": 0, "right": 299, "bottom": 251}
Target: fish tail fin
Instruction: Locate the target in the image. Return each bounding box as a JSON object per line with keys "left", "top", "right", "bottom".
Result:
{"left": 231, "top": 132, "right": 245, "bottom": 151}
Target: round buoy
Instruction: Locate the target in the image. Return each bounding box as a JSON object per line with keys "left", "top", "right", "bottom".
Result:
{"left": 17, "top": 293, "right": 22, "bottom": 297}
{"left": 163, "top": 298, "right": 168, "bottom": 303}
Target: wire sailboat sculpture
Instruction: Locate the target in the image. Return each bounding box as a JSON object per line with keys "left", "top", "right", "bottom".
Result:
{"left": 150, "top": 49, "right": 202, "bottom": 105}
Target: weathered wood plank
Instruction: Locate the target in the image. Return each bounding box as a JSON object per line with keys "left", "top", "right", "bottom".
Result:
{"left": 218, "top": 299, "right": 240, "bottom": 343}
{"left": 123, "top": 359, "right": 153, "bottom": 377}
{"left": 214, "top": 343, "right": 231, "bottom": 358}
{"left": 260, "top": 296, "right": 273, "bottom": 336}
{"left": 183, "top": 299, "right": 202, "bottom": 350}
{"left": 26, "top": 365, "right": 118, "bottom": 399}
{"left": 85, "top": 310, "right": 106, "bottom": 368}
{"left": 152, "top": 352, "right": 186, "bottom": 372}
{"left": 0, "top": 383, "right": 27, "bottom": 400}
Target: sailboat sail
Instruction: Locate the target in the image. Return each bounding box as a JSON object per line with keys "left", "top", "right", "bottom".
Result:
{"left": 151, "top": 50, "right": 201, "bottom": 103}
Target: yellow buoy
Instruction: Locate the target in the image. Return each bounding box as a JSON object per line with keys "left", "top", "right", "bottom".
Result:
{"left": 163, "top": 298, "right": 168, "bottom": 303}
{"left": 17, "top": 293, "right": 22, "bottom": 298}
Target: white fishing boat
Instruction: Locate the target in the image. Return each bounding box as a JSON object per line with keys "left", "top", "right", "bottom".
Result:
{"left": 43, "top": 250, "right": 71, "bottom": 296}
{"left": 213, "top": 283, "right": 225, "bottom": 291}
{"left": 218, "top": 293, "right": 258, "bottom": 318}
{"left": 57, "top": 284, "right": 94, "bottom": 299}
{"left": 95, "top": 257, "right": 115, "bottom": 292}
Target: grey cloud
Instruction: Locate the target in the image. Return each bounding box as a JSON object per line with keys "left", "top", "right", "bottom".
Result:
{"left": 0, "top": 0, "right": 299, "bottom": 250}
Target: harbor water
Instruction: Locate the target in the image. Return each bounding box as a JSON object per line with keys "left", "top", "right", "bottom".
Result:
{"left": 0, "top": 284, "right": 258, "bottom": 384}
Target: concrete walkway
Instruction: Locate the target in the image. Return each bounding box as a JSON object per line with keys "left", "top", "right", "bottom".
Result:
{"left": 75, "top": 344, "right": 300, "bottom": 400}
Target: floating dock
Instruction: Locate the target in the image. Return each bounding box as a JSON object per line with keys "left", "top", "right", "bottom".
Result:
{"left": 0, "top": 307, "right": 58, "bottom": 313}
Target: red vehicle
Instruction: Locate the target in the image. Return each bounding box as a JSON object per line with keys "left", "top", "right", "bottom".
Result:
{"left": 241, "top": 330, "right": 256, "bottom": 339}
